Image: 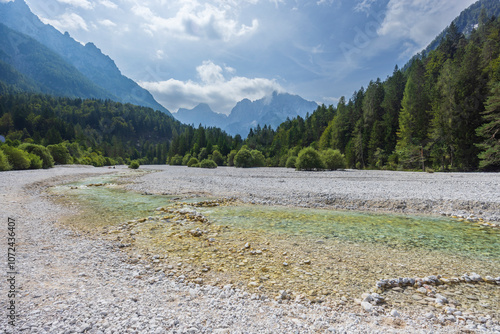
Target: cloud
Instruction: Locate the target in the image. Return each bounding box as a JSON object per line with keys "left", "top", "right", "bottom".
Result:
{"left": 354, "top": 0, "right": 376, "bottom": 13}
{"left": 56, "top": 0, "right": 94, "bottom": 10}
{"left": 99, "top": 19, "right": 116, "bottom": 27}
{"left": 378, "top": 0, "right": 477, "bottom": 54}
{"left": 131, "top": 1, "right": 259, "bottom": 41}
{"left": 99, "top": 0, "right": 117, "bottom": 9}
{"left": 40, "top": 12, "right": 89, "bottom": 31}
{"left": 139, "top": 61, "right": 283, "bottom": 114}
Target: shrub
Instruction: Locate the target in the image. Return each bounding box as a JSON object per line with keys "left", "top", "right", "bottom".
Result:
{"left": 169, "top": 154, "right": 183, "bottom": 165}
{"left": 296, "top": 147, "right": 324, "bottom": 171}
{"left": 199, "top": 159, "right": 217, "bottom": 169}
{"left": 129, "top": 160, "right": 140, "bottom": 169}
{"left": 251, "top": 150, "right": 266, "bottom": 167}
{"left": 285, "top": 156, "right": 297, "bottom": 168}
{"left": 0, "top": 149, "right": 12, "bottom": 171}
{"left": 47, "top": 144, "right": 71, "bottom": 164}
{"left": 182, "top": 153, "right": 192, "bottom": 165}
{"left": 321, "top": 149, "right": 346, "bottom": 170}
{"left": 227, "top": 150, "right": 237, "bottom": 166}
{"left": 28, "top": 153, "right": 43, "bottom": 169}
{"left": 198, "top": 148, "right": 208, "bottom": 161}
{"left": 234, "top": 147, "right": 254, "bottom": 168}
{"left": 19, "top": 143, "right": 54, "bottom": 169}
{"left": 211, "top": 150, "right": 224, "bottom": 166}
{"left": 187, "top": 157, "right": 199, "bottom": 167}
{"left": 2, "top": 145, "right": 31, "bottom": 170}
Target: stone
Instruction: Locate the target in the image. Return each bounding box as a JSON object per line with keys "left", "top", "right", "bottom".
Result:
{"left": 390, "top": 309, "right": 400, "bottom": 318}
{"left": 361, "top": 301, "right": 373, "bottom": 312}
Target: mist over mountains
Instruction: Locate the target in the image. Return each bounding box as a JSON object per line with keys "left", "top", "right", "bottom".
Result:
{"left": 175, "top": 92, "right": 318, "bottom": 136}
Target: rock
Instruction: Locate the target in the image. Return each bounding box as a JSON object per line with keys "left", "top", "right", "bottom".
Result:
{"left": 390, "top": 309, "right": 400, "bottom": 318}
{"left": 361, "top": 301, "right": 374, "bottom": 312}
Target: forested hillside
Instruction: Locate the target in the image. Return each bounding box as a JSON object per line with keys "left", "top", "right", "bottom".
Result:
{"left": 243, "top": 13, "right": 500, "bottom": 171}
{"left": 1, "top": 7, "right": 499, "bottom": 172}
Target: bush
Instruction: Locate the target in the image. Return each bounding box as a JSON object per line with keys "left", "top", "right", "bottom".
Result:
{"left": 227, "top": 150, "right": 237, "bottom": 166}
{"left": 19, "top": 143, "right": 54, "bottom": 169}
{"left": 47, "top": 144, "right": 71, "bottom": 164}
{"left": 169, "top": 154, "right": 183, "bottom": 165}
{"left": 182, "top": 153, "right": 192, "bottom": 165}
{"left": 129, "top": 160, "right": 140, "bottom": 169}
{"left": 199, "top": 159, "right": 217, "bottom": 169}
{"left": 28, "top": 153, "right": 43, "bottom": 169}
{"left": 234, "top": 147, "right": 254, "bottom": 168}
{"left": 0, "top": 149, "right": 12, "bottom": 171}
{"left": 285, "top": 156, "right": 297, "bottom": 168}
{"left": 296, "top": 147, "right": 324, "bottom": 171}
{"left": 187, "top": 157, "right": 199, "bottom": 167}
{"left": 198, "top": 148, "right": 208, "bottom": 161}
{"left": 211, "top": 150, "right": 224, "bottom": 166}
{"left": 2, "top": 145, "right": 31, "bottom": 170}
{"left": 321, "top": 149, "right": 346, "bottom": 170}
{"left": 251, "top": 150, "right": 266, "bottom": 167}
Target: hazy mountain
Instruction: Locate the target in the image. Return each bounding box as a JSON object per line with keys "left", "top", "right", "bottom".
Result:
{"left": 174, "top": 103, "right": 228, "bottom": 128}
{"left": 407, "top": 0, "right": 500, "bottom": 66}
{"left": 0, "top": 0, "right": 172, "bottom": 116}
{"left": 176, "top": 92, "right": 318, "bottom": 136}
{"left": 0, "top": 23, "right": 115, "bottom": 99}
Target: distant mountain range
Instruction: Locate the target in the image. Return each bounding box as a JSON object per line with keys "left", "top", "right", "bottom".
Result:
{"left": 0, "top": 0, "right": 172, "bottom": 116}
{"left": 174, "top": 92, "right": 318, "bottom": 136}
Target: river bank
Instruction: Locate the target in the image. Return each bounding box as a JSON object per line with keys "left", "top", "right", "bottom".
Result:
{"left": 0, "top": 165, "right": 499, "bottom": 333}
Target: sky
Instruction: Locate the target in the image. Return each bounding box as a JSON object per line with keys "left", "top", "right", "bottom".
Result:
{"left": 21, "top": 0, "right": 478, "bottom": 115}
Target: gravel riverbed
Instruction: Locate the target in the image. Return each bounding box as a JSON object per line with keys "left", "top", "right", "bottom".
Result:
{"left": 0, "top": 165, "right": 499, "bottom": 333}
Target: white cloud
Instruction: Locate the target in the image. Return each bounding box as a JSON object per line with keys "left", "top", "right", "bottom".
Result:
{"left": 378, "top": 0, "right": 477, "bottom": 53}
{"left": 354, "top": 0, "right": 376, "bottom": 13}
{"left": 139, "top": 61, "right": 283, "bottom": 114}
{"left": 99, "top": 19, "right": 116, "bottom": 27}
{"left": 99, "top": 0, "right": 117, "bottom": 9}
{"left": 156, "top": 50, "right": 165, "bottom": 60}
{"left": 131, "top": 1, "right": 259, "bottom": 41}
{"left": 0, "top": 0, "right": 15, "bottom": 3}
{"left": 40, "top": 12, "right": 89, "bottom": 32}
{"left": 56, "top": 0, "right": 94, "bottom": 10}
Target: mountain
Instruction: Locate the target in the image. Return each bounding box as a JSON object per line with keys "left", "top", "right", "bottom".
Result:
{"left": 0, "top": 0, "right": 172, "bottom": 116}
{"left": 0, "top": 23, "right": 115, "bottom": 99}
{"left": 174, "top": 103, "right": 228, "bottom": 128}
{"left": 410, "top": 0, "right": 500, "bottom": 62}
{"left": 176, "top": 92, "right": 318, "bottom": 136}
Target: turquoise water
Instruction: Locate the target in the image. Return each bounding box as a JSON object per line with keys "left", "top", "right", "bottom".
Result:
{"left": 52, "top": 174, "right": 500, "bottom": 260}
{"left": 199, "top": 205, "right": 500, "bottom": 260}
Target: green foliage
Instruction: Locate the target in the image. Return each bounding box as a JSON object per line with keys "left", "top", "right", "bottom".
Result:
{"left": 169, "top": 155, "right": 183, "bottom": 165}
{"left": 2, "top": 145, "right": 31, "bottom": 170}
{"left": 47, "top": 144, "right": 71, "bottom": 164}
{"left": 321, "top": 149, "right": 346, "bottom": 170}
{"left": 128, "top": 160, "right": 140, "bottom": 169}
{"left": 295, "top": 147, "right": 324, "bottom": 171}
{"left": 250, "top": 150, "right": 266, "bottom": 167}
{"left": 187, "top": 157, "right": 199, "bottom": 167}
{"left": 18, "top": 143, "right": 54, "bottom": 169}
{"left": 211, "top": 150, "right": 224, "bottom": 166}
{"left": 477, "top": 83, "right": 500, "bottom": 170}
{"left": 28, "top": 152, "right": 43, "bottom": 169}
{"left": 285, "top": 156, "right": 297, "bottom": 168}
{"left": 227, "top": 150, "right": 237, "bottom": 166}
{"left": 199, "top": 159, "right": 217, "bottom": 169}
{"left": 0, "top": 148, "right": 12, "bottom": 171}
{"left": 234, "top": 146, "right": 254, "bottom": 168}
{"left": 182, "top": 153, "right": 192, "bottom": 165}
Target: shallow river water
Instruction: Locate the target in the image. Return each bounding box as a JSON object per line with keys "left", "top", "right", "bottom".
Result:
{"left": 50, "top": 172, "right": 500, "bottom": 318}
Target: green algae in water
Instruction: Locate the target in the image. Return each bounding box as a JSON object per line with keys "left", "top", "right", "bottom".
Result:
{"left": 51, "top": 174, "right": 174, "bottom": 226}
{"left": 199, "top": 205, "right": 500, "bottom": 260}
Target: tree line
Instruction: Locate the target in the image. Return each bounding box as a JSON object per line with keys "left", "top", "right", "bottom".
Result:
{"left": 1, "top": 12, "right": 499, "bottom": 171}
